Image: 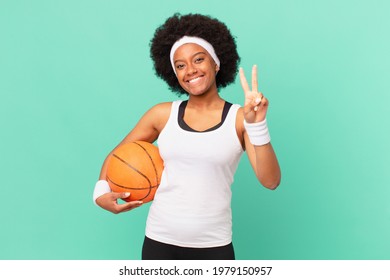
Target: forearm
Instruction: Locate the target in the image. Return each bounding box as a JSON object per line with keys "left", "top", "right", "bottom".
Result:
{"left": 243, "top": 118, "right": 281, "bottom": 189}
{"left": 254, "top": 143, "right": 281, "bottom": 189}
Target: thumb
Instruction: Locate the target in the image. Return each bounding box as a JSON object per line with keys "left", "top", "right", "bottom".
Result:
{"left": 112, "top": 192, "right": 130, "bottom": 200}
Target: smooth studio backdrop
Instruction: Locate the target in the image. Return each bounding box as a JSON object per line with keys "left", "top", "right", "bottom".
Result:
{"left": 1, "top": 0, "right": 389, "bottom": 259}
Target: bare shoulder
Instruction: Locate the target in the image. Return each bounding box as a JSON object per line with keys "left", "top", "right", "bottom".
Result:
{"left": 146, "top": 102, "right": 172, "bottom": 120}
{"left": 149, "top": 102, "right": 172, "bottom": 115}
{"left": 121, "top": 102, "right": 172, "bottom": 144}
{"left": 145, "top": 102, "right": 172, "bottom": 133}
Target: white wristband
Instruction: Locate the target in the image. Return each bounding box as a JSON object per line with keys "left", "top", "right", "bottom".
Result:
{"left": 244, "top": 119, "right": 271, "bottom": 146}
{"left": 93, "top": 180, "right": 111, "bottom": 206}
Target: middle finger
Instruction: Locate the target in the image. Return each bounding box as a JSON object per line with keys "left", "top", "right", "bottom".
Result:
{"left": 252, "top": 65, "right": 258, "bottom": 93}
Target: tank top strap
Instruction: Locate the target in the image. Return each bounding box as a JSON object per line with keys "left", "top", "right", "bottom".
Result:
{"left": 170, "top": 100, "right": 183, "bottom": 120}
{"left": 223, "top": 103, "right": 241, "bottom": 130}
{"left": 164, "top": 100, "right": 183, "bottom": 128}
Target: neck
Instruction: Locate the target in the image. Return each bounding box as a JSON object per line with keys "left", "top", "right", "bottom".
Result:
{"left": 187, "top": 93, "right": 224, "bottom": 110}
{"left": 186, "top": 83, "right": 224, "bottom": 109}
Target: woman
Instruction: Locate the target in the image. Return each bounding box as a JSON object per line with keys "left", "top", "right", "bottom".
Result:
{"left": 93, "top": 13, "right": 281, "bottom": 260}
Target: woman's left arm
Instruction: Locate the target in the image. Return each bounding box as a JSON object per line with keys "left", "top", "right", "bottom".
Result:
{"left": 238, "top": 65, "right": 281, "bottom": 190}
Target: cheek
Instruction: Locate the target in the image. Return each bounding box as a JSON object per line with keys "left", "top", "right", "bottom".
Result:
{"left": 175, "top": 75, "right": 188, "bottom": 90}
{"left": 176, "top": 74, "right": 185, "bottom": 85}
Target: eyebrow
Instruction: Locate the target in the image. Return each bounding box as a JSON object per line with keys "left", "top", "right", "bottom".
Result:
{"left": 174, "top": 52, "right": 206, "bottom": 64}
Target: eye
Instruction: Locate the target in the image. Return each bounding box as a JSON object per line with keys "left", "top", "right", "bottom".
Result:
{"left": 176, "top": 63, "right": 185, "bottom": 70}
{"left": 195, "top": 57, "right": 204, "bottom": 63}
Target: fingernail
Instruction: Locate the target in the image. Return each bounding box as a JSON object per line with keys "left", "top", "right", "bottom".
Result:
{"left": 124, "top": 192, "right": 130, "bottom": 197}
{"left": 255, "top": 97, "right": 262, "bottom": 103}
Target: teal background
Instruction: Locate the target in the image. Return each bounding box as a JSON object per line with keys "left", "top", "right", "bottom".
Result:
{"left": 1, "top": 0, "right": 389, "bottom": 260}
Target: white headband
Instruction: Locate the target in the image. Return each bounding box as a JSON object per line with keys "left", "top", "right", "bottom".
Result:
{"left": 170, "top": 36, "right": 220, "bottom": 74}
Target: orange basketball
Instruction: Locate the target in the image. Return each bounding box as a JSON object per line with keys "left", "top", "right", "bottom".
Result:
{"left": 106, "top": 141, "right": 164, "bottom": 203}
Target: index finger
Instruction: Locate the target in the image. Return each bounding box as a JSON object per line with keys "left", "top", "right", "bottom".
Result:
{"left": 117, "top": 201, "right": 143, "bottom": 213}
{"left": 239, "top": 67, "right": 250, "bottom": 93}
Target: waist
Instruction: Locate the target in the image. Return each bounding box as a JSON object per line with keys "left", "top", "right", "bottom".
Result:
{"left": 146, "top": 202, "right": 232, "bottom": 247}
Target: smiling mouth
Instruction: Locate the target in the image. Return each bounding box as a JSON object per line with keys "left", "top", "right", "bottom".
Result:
{"left": 186, "top": 76, "right": 204, "bottom": 84}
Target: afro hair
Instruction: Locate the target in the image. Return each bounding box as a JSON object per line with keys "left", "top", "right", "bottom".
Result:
{"left": 150, "top": 13, "right": 240, "bottom": 96}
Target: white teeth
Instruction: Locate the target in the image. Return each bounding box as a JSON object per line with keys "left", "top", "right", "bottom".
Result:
{"left": 188, "top": 76, "right": 202, "bottom": 83}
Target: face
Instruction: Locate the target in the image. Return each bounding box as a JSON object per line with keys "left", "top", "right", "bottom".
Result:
{"left": 173, "top": 43, "right": 219, "bottom": 96}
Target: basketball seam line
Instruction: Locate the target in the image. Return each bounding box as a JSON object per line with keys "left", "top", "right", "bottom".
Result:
{"left": 110, "top": 153, "right": 152, "bottom": 199}
{"left": 133, "top": 141, "right": 160, "bottom": 185}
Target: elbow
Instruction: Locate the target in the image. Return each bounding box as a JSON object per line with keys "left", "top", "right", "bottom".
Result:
{"left": 257, "top": 168, "right": 282, "bottom": 190}
{"left": 260, "top": 177, "right": 281, "bottom": 190}
{"left": 264, "top": 181, "right": 280, "bottom": 190}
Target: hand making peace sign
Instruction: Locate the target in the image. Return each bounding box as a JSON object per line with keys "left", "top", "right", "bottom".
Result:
{"left": 240, "top": 65, "right": 269, "bottom": 123}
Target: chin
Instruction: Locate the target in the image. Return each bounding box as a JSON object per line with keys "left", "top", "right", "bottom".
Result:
{"left": 187, "top": 89, "right": 206, "bottom": 95}
{"left": 184, "top": 84, "right": 214, "bottom": 96}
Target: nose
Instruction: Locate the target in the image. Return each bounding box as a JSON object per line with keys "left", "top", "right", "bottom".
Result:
{"left": 186, "top": 63, "right": 197, "bottom": 76}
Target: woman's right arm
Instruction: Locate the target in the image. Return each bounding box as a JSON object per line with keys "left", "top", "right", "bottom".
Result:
{"left": 94, "top": 102, "right": 171, "bottom": 214}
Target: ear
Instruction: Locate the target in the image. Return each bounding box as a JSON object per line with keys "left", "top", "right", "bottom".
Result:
{"left": 215, "top": 65, "right": 220, "bottom": 73}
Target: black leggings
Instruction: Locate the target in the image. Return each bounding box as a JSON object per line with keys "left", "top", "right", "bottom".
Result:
{"left": 142, "top": 236, "right": 235, "bottom": 260}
